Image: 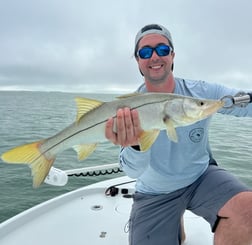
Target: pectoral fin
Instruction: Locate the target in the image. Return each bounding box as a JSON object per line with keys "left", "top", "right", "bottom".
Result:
{"left": 165, "top": 121, "right": 178, "bottom": 143}
{"left": 139, "top": 130, "right": 160, "bottom": 151}
{"left": 73, "top": 143, "right": 97, "bottom": 160}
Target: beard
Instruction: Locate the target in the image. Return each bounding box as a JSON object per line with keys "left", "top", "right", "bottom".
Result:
{"left": 145, "top": 69, "right": 171, "bottom": 84}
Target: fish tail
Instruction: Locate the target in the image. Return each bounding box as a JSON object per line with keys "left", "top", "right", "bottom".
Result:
{"left": 1, "top": 141, "right": 55, "bottom": 188}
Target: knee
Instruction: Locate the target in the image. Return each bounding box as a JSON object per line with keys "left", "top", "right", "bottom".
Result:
{"left": 219, "top": 191, "right": 252, "bottom": 229}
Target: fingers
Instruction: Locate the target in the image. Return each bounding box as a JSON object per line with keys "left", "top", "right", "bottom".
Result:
{"left": 131, "top": 109, "right": 142, "bottom": 138}
{"left": 105, "top": 108, "right": 142, "bottom": 147}
{"left": 105, "top": 117, "right": 117, "bottom": 144}
{"left": 117, "top": 108, "right": 132, "bottom": 145}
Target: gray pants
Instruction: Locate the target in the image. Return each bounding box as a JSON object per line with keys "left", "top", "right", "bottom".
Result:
{"left": 128, "top": 165, "right": 250, "bottom": 245}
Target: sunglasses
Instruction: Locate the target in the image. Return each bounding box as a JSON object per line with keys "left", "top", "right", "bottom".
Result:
{"left": 137, "top": 44, "right": 172, "bottom": 59}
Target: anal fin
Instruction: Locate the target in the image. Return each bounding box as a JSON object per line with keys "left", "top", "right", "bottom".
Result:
{"left": 73, "top": 143, "right": 97, "bottom": 161}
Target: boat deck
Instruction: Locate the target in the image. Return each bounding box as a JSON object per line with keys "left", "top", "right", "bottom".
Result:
{"left": 0, "top": 176, "right": 213, "bottom": 245}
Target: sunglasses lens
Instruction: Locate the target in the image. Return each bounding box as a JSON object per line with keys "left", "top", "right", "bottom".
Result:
{"left": 138, "top": 47, "right": 153, "bottom": 59}
{"left": 138, "top": 45, "right": 171, "bottom": 59}
{"left": 156, "top": 45, "right": 171, "bottom": 56}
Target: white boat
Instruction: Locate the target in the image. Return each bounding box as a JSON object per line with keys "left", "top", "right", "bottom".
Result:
{"left": 0, "top": 164, "right": 213, "bottom": 245}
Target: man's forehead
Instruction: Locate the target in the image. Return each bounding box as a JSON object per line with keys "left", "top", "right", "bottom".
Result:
{"left": 138, "top": 34, "right": 169, "bottom": 47}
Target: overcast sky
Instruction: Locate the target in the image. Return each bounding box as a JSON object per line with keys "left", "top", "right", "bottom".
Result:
{"left": 0, "top": 0, "right": 252, "bottom": 93}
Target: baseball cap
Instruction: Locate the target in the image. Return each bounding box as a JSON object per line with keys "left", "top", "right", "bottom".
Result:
{"left": 134, "top": 24, "right": 174, "bottom": 56}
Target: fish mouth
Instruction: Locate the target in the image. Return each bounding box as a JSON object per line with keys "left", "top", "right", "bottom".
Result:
{"left": 202, "top": 101, "right": 225, "bottom": 116}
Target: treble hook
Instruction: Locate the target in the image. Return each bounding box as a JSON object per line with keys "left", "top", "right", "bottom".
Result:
{"left": 221, "top": 92, "right": 252, "bottom": 109}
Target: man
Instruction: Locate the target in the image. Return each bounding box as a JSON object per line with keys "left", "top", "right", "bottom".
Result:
{"left": 105, "top": 24, "right": 252, "bottom": 245}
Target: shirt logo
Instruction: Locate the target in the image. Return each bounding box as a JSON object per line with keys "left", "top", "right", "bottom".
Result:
{"left": 189, "top": 128, "right": 204, "bottom": 143}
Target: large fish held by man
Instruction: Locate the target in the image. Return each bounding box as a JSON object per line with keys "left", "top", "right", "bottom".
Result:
{"left": 1, "top": 93, "right": 224, "bottom": 187}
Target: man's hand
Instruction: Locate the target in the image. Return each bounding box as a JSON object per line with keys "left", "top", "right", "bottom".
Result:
{"left": 105, "top": 108, "right": 142, "bottom": 147}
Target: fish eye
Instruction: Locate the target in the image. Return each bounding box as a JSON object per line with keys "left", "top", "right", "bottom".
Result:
{"left": 199, "top": 101, "right": 204, "bottom": 106}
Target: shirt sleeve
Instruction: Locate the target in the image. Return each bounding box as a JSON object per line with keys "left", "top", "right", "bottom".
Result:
{"left": 204, "top": 82, "right": 252, "bottom": 117}
{"left": 119, "top": 146, "right": 151, "bottom": 178}
{"left": 198, "top": 81, "right": 252, "bottom": 117}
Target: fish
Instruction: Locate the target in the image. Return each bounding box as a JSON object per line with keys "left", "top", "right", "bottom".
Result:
{"left": 1, "top": 93, "right": 224, "bottom": 187}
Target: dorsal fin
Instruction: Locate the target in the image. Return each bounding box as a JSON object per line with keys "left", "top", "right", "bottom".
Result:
{"left": 116, "top": 92, "right": 141, "bottom": 99}
{"left": 75, "top": 97, "right": 103, "bottom": 122}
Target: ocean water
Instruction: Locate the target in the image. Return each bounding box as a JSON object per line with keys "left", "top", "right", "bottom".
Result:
{"left": 0, "top": 91, "right": 252, "bottom": 223}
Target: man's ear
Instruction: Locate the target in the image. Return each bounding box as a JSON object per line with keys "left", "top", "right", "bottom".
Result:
{"left": 172, "top": 51, "right": 175, "bottom": 59}
{"left": 171, "top": 52, "right": 175, "bottom": 71}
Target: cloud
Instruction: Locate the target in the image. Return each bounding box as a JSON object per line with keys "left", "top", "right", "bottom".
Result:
{"left": 0, "top": 0, "right": 252, "bottom": 92}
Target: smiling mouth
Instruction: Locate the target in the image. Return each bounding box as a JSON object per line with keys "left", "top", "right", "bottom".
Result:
{"left": 149, "top": 64, "right": 164, "bottom": 70}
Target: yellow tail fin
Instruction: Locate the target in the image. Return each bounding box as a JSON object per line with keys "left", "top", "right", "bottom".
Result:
{"left": 1, "top": 141, "right": 55, "bottom": 188}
